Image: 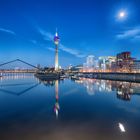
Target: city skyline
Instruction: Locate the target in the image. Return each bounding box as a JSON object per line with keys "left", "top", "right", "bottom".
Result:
{"left": 0, "top": 0, "right": 140, "bottom": 68}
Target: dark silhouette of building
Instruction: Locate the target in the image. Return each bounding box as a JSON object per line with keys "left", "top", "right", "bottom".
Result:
{"left": 116, "top": 52, "right": 135, "bottom": 72}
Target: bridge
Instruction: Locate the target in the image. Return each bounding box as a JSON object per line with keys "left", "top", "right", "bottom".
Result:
{"left": 0, "top": 59, "right": 40, "bottom": 73}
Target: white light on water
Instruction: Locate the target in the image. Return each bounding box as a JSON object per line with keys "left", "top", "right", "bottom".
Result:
{"left": 118, "top": 123, "right": 126, "bottom": 132}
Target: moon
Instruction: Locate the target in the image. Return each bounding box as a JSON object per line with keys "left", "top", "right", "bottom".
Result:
{"left": 119, "top": 11, "right": 125, "bottom": 18}
{"left": 118, "top": 10, "right": 127, "bottom": 19}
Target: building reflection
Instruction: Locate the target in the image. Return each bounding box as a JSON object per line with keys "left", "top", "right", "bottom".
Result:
{"left": 39, "top": 79, "right": 60, "bottom": 119}
{"left": 39, "top": 79, "right": 56, "bottom": 87}
{"left": 54, "top": 80, "right": 60, "bottom": 119}
{"left": 1, "top": 73, "right": 61, "bottom": 118}
{"left": 0, "top": 73, "right": 35, "bottom": 81}
{"left": 116, "top": 83, "right": 131, "bottom": 101}
{"left": 74, "top": 77, "right": 140, "bottom": 101}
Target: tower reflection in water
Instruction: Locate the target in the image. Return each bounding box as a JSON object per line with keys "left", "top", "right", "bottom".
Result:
{"left": 41, "top": 79, "right": 60, "bottom": 119}
{"left": 74, "top": 77, "right": 140, "bottom": 101}
{"left": 54, "top": 80, "right": 60, "bottom": 119}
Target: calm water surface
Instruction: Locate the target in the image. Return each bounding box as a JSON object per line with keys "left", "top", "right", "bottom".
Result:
{"left": 0, "top": 73, "right": 140, "bottom": 140}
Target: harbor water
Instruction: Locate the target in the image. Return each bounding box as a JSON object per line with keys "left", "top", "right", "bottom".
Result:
{"left": 0, "top": 73, "right": 140, "bottom": 140}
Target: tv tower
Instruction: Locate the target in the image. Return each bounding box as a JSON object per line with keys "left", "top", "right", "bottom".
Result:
{"left": 54, "top": 29, "right": 60, "bottom": 71}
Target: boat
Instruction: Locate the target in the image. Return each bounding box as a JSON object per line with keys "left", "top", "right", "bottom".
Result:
{"left": 35, "top": 72, "right": 60, "bottom": 80}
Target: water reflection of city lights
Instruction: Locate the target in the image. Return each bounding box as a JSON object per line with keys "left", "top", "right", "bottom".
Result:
{"left": 118, "top": 123, "right": 126, "bottom": 132}
{"left": 54, "top": 80, "right": 60, "bottom": 119}
{"left": 54, "top": 101, "right": 60, "bottom": 118}
{"left": 73, "top": 77, "right": 140, "bottom": 101}
{"left": 0, "top": 73, "right": 34, "bottom": 80}
{"left": 117, "top": 91, "right": 123, "bottom": 95}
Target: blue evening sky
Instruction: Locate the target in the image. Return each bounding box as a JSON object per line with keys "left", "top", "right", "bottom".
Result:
{"left": 0, "top": 0, "right": 140, "bottom": 67}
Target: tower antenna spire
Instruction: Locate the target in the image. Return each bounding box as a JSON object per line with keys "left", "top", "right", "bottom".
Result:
{"left": 55, "top": 28, "right": 58, "bottom": 36}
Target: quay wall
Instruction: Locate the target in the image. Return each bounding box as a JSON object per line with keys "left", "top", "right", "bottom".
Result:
{"left": 82, "top": 72, "right": 140, "bottom": 82}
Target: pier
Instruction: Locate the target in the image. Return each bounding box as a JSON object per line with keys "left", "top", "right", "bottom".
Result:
{"left": 81, "top": 72, "right": 140, "bottom": 82}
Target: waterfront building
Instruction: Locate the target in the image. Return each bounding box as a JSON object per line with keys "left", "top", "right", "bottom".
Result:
{"left": 131, "top": 60, "right": 140, "bottom": 73}
{"left": 94, "top": 60, "right": 100, "bottom": 70}
{"left": 116, "top": 52, "right": 135, "bottom": 72}
{"left": 99, "top": 56, "right": 107, "bottom": 70}
{"left": 106, "top": 56, "right": 116, "bottom": 70}
{"left": 86, "top": 55, "right": 95, "bottom": 68}
{"left": 37, "top": 64, "right": 41, "bottom": 69}
{"left": 98, "top": 56, "right": 116, "bottom": 71}
{"left": 83, "top": 63, "right": 88, "bottom": 69}
{"left": 83, "top": 55, "right": 95, "bottom": 71}
{"left": 71, "top": 65, "right": 83, "bottom": 72}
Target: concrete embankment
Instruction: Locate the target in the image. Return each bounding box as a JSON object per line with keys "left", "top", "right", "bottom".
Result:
{"left": 83, "top": 72, "right": 140, "bottom": 82}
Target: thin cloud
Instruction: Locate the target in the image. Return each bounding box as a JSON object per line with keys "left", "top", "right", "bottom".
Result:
{"left": 0, "top": 28, "right": 16, "bottom": 35}
{"left": 116, "top": 26, "right": 140, "bottom": 40}
{"left": 47, "top": 47, "right": 55, "bottom": 52}
{"left": 30, "top": 40, "right": 37, "bottom": 44}
{"left": 59, "top": 44, "right": 86, "bottom": 58}
{"left": 38, "top": 28, "right": 86, "bottom": 58}
{"left": 134, "top": 35, "right": 140, "bottom": 40}
{"left": 38, "top": 28, "right": 53, "bottom": 41}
